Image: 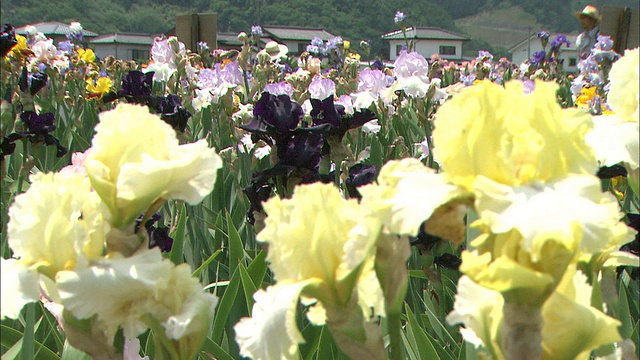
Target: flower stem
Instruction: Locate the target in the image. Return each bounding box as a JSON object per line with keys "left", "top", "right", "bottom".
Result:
{"left": 501, "top": 302, "right": 543, "bottom": 360}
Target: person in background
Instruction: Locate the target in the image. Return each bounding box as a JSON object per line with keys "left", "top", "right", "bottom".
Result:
{"left": 575, "top": 4, "right": 602, "bottom": 59}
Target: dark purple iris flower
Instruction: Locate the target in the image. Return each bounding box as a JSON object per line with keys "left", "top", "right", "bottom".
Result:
{"left": 371, "top": 59, "right": 384, "bottom": 70}
{"left": 0, "top": 24, "right": 18, "bottom": 57}
{"left": 240, "top": 92, "right": 304, "bottom": 137}
{"left": 1, "top": 111, "right": 67, "bottom": 160}
{"left": 345, "top": 163, "right": 377, "bottom": 199}
{"left": 309, "top": 97, "right": 377, "bottom": 139}
{"left": 277, "top": 132, "right": 323, "bottom": 171}
{"left": 151, "top": 94, "right": 191, "bottom": 133}
{"left": 148, "top": 226, "right": 174, "bottom": 253}
{"left": 310, "top": 96, "right": 343, "bottom": 128}
{"left": 619, "top": 214, "right": 639, "bottom": 279}
{"left": 19, "top": 66, "right": 48, "bottom": 96}
{"left": 21, "top": 111, "right": 56, "bottom": 135}
{"left": 596, "top": 164, "right": 628, "bottom": 179}
{"left": 243, "top": 179, "right": 273, "bottom": 225}
{"left": 136, "top": 213, "right": 174, "bottom": 253}
{"left": 121, "top": 70, "right": 154, "bottom": 101}
{"left": 434, "top": 253, "right": 462, "bottom": 270}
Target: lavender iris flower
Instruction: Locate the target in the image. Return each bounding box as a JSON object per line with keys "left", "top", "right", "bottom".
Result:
{"left": 531, "top": 50, "right": 546, "bottom": 65}
{"left": 394, "top": 11, "right": 407, "bottom": 24}
{"left": 264, "top": 81, "right": 294, "bottom": 97}
{"left": 550, "top": 34, "right": 570, "bottom": 49}
{"left": 251, "top": 25, "right": 263, "bottom": 36}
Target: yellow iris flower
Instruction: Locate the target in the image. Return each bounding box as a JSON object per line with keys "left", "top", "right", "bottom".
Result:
{"left": 85, "top": 76, "right": 113, "bottom": 98}
{"left": 85, "top": 104, "right": 222, "bottom": 228}
{"left": 77, "top": 48, "right": 96, "bottom": 63}
{"left": 433, "top": 80, "right": 597, "bottom": 190}
{"left": 9, "top": 34, "right": 29, "bottom": 61}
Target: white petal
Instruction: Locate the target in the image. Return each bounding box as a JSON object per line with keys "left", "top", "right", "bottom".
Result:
{"left": 234, "top": 283, "right": 306, "bottom": 360}
{"left": 1, "top": 258, "right": 41, "bottom": 319}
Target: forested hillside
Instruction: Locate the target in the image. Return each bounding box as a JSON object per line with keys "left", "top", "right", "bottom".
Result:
{"left": 1, "top": 0, "right": 637, "bottom": 57}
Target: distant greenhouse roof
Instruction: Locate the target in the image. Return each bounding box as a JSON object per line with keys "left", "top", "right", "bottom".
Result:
{"left": 381, "top": 27, "right": 469, "bottom": 41}
{"left": 15, "top": 22, "right": 98, "bottom": 37}
{"left": 90, "top": 33, "right": 159, "bottom": 45}
{"left": 262, "top": 26, "right": 336, "bottom": 41}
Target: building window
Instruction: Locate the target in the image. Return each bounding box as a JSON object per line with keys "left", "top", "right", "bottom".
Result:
{"left": 298, "top": 43, "right": 306, "bottom": 54}
{"left": 396, "top": 44, "right": 404, "bottom": 55}
{"left": 569, "top": 57, "right": 577, "bottom": 66}
{"left": 130, "top": 49, "right": 150, "bottom": 61}
{"left": 439, "top": 45, "right": 456, "bottom": 56}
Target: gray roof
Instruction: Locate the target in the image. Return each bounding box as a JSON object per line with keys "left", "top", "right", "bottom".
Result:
{"left": 217, "top": 33, "right": 243, "bottom": 46}
{"left": 90, "top": 33, "right": 159, "bottom": 45}
{"left": 381, "top": 27, "right": 469, "bottom": 41}
{"left": 15, "top": 22, "right": 98, "bottom": 37}
{"left": 262, "top": 26, "right": 336, "bottom": 41}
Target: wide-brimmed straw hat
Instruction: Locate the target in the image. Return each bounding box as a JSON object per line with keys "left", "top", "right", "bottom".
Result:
{"left": 258, "top": 41, "right": 288, "bottom": 59}
{"left": 574, "top": 5, "right": 602, "bottom": 25}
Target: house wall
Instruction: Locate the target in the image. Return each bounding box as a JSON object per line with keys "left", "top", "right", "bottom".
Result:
{"left": 510, "top": 41, "right": 578, "bottom": 73}
{"left": 93, "top": 44, "right": 152, "bottom": 61}
{"left": 387, "top": 39, "right": 463, "bottom": 61}
{"left": 280, "top": 40, "right": 306, "bottom": 55}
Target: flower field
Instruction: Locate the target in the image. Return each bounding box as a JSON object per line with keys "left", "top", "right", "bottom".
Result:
{"left": 0, "top": 18, "right": 638, "bottom": 360}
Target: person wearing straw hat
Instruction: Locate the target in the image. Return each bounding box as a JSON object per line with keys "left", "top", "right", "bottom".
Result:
{"left": 575, "top": 4, "right": 602, "bottom": 59}
{"left": 258, "top": 40, "right": 289, "bottom": 62}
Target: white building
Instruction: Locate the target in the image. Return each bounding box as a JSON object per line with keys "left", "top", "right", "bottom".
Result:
{"left": 508, "top": 33, "right": 580, "bottom": 72}
{"left": 381, "top": 27, "right": 470, "bottom": 61}
{"left": 90, "top": 33, "right": 160, "bottom": 61}
{"left": 15, "top": 21, "right": 98, "bottom": 45}
{"left": 262, "top": 26, "right": 336, "bottom": 55}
